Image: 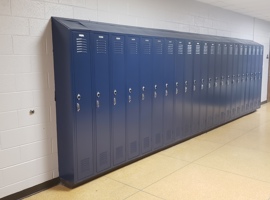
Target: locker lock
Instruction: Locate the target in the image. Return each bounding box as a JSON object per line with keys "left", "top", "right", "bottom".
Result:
{"left": 165, "top": 83, "right": 168, "bottom": 88}
{"left": 193, "top": 80, "right": 196, "bottom": 84}
{"left": 142, "top": 86, "right": 145, "bottom": 91}
{"left": 154, "top": 85, "right": 158, "bottom": 90}
{"left": 97, "top": 92, "right": 101, "bottom": 98}
{"left": 176, "top": 82, "right": 179, "bottom": 87}
{"left": 201, "top": 79, "right": 204, "bottom": 83}
{"left": 77, "top": 94, "right": 81, "bottom": 100}
{"left": 185, "top": 81, "right": 188, "bottom": 86}
{"left": 114, "top": 90, "right": 117, "bottom": 95}
{"left": 129, "top": 88, "right": 132, "bottom": 93}
{"left": 209, "top": 78, "right": 211, "bottom": 82}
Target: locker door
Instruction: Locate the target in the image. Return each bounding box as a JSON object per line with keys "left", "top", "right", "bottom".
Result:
{"left": 72, "top": 32, "right": 94, "bottom": 180}
{"left": 126, "top": 36, "right": 140, "bottom": 160}
{"left": 245, "top": 46, "right": 252, "bottom": 113}
{"left": 174, "top": 40, "right": 184, "bottom": 141}
{"left": 220, "top": 43, "right": 227, "bottom": 124}
{"left": 163, "top": 39, "right": 175, "bottom": 144}
{"left": 237, "top": 45, "right": 244, "bottom": 117}
{"left": 231, "top": 44, "right": 239, "bottom": 119}
{"left": 183, "top": 41, "right": 193, "bottom": 137}
{"left": 140, "top": 37, "right": 153, "bottom": 154}
{"left": 254, "top": 46, "right": 260, "bottom": 109}
{"left": 199, "top": 42, "right": 209, "bottom": 132}
{"left": 92, "top": 33, "right": 111, "bottom": 172}
{"left": 250, "top": 46, "right": 256, "bottom": 110}
{"left": 213, "top": 43, "right": 222, "bottom": 126}
{"left": 152, "top": 38, "right": 164, "bottom": 149}
{"left": 110, "top": 35, "right": 126, "bottom": 166}
{"left": 258, "top": 46, "right": 263, "bottom": 108}
{"left": 225, "top": 44, "right": 233, "bottom": 122}
{"left": 240, "top": 46, "right": 247, "bottom": 115}
{"left": 206, "top": 43, "right": 216, "bottom": 128}
{"left": 192, "top": 42, "right": 201, "bottom": 134}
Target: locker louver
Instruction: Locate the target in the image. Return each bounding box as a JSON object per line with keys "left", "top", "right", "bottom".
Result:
{"left": 130, "top": 39, "right": 138, "bottom": 54}
{"left": 210, "top": 44, "right": 215, "bottom": 55}
{"left": 114, "top": 39, "right": 124, "bottom": 54}
{"left": 196, "top": 43, "right": 200, "bottom": 54}
{"left": 178, "top": 42, "right": 183, "bottom": 54}
{"left": 217, "top": 44, "right": 221, "bottom": 55}
{"left": 143, "top": 40, "right": 151, "bottom": 54}
{"left": 187, "top": 43, "right": 192, "bottom": 54}
{"left": 203, "top": 44, "right": 208, "bottom": 54}
{"left": 115, "top": 146, "right": 124, "bottom": 160}
{"left": 96, "top": 37, "right": 107, "bottom": 54}
{"left": 229, "top": 45, "right": 233, "bottom": 55}
{"left": 130, "top": 141, "right": 137, "bottom": 154}
{"left": 168, "top": 41, "right": 174, "bottom": 54}
{"left": 235, "top": 45, "right": 238, "bottom": 55}
{"left": 76, "top": 36, "right": 88, "bottom": 53}
{"left": 81, "top": 158, "right": 90, "bottom": 172}
{"left": 156, "top": 40, "right": 163, "bottom": 54}
{"left": 143, "top": 137, "right": 150, "bottom": 149}
{"left": 99, "top": 151, "right": 108, "bottom": 166}
{"left": 223, "top": 45, "right": 227, "bottom": 55}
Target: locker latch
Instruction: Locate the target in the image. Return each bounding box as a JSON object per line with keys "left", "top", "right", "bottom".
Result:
{"left": 154, "top": 85, "right": 158, "bottom": 98}
{"left": 113, "top": 90, "right": 117, "bottom": 106}
{"left": 165, "top": 83, "right": 168, "bottom": 96}
{"left": 175, "top": 82, "right": 179, "bottom": 94}
{"left": 96, "top": 92, "right": 100, "bottom": 108}
{"left": 227, "top": 76, "right": 230, "bottom": 85}
{"left": 201, "top": 79, "right": 204, "bottom": 90}
{"left": 77, "top": 103, "right": 80, "bottom": 112}
{"left": 193, "top": 80, "right": 196, "bottom": 91}
{"left": 208, "top": 78, "right": 211, "bottom": 89}
{"left": 142, "top": 86, "right": 145, "bottom": 100}
{"left": 221, "top": 76, "right": 224, "bottom": 86}
{"left": 128, "top": 95, "right": 132, "bottom": 103}
{"left": 215, "top": 77, "right": 218, "bottom": 87}
{"left": 185, "top": 81, "right": 188, "bottom": 93}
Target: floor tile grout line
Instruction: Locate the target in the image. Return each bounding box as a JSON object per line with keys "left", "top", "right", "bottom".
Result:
{"left": 193, "top": 162, "right": 270, "bottom": 185}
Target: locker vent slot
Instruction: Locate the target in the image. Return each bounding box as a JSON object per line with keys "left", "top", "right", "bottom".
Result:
{"left": 81, "top": 158, "right": 90, "bottom": 172}
{"left": 166, "top": 130, "right": 172, "bottom": 140}
{"left": 217, "top": 45, "right": 221, "bottom": 55}
{"left": 130, "top": 141, "right": 137, "bottom": 154}
{"left": 244, "top": 47, "right": 247, "bottom": 55}
{"left": 252, "top": 48, "right": 255, "bottom": 55}
{"left": 99, "top": 151, "right": 108, "bottom": 166}
{"left": 178, "top": 43, "right": 183, "bottom": 54}
{"left": 144, "top": 137, "right": 150, "bottom": 149}
{"left": 187, "top": 44, "right": 192, "bottom": 54}
{"left": 143, "top": 42, "right": 151, "bottom": 54}
{"left": 168, "top": 43, "right": 174, "bottom": 54}
{"left": 235, "top": 46, "right": 238, "bottom": 55}
{"left": 155, "top": 133, "right": 161, "bottom": 144}
{"left": 248, "top": 47, "right": 252, "bottom": 55}
{"left": 76, "top": 38, "right": 87, "bottom": 53}
{"left": 223, "top": 46, "right": 227, "bottom": 55}
{"left": 96, "top": 39, "right": 107, "bottom": 54}
{"left": 210, "top": 46, "right": 215, "bottom": 55}
{"left": 114, "top": 41, "right": 124, "bottom": 54}
{"left": 115, "top": 146, "right": 124, "bottom": 160}
{"left": 129, "top": 41, "right": 138, "bottom": 54}
{"left": 203, "top": 45, "right": 208, "bottom": 54}
{"left": 156, "top": 43, "right": 163, "bottom": 54}
{"left": 240, "top": 47, "right": 243, "bottom": 55}
{"left": 257, "top": 48, "right": 260, "bottom": 55}
{"left": 195, "top": 44, "right": 200, "bottom": 55}
{"left": 229, "top": 46, "right": 233, "bottom": 55}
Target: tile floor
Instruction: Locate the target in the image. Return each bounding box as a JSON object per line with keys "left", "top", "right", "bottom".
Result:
{"left": 25, "top": 103, "right": 270, "bottom": 200}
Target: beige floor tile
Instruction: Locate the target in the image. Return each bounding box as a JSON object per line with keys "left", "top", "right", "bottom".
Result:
{"left": 195, "top": 145, "right": 270, "bottom": 183}
{"left": 195, "top": 126, "right": 247, "bottom": 144}
{"left": 222, "top": 117, "right": 260, "bottom": 131}
{"left": 25, "top": 177, "right": 138, "bottom": 200}
{"left": 126, "top": 191, "right": 163, "bottom": 200}
{"left": 144, "top": 164, "right": 270, "bottom": 200}
{"left": 106, "top": 154, "right": 188, "bottom": 190}
{"left": 159, "top": 139, "right": 222, "bottom": 162}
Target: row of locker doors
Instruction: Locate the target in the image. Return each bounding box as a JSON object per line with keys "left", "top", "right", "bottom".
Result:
{"left": 73, "top": 31, "right": 263, "bottom": 181}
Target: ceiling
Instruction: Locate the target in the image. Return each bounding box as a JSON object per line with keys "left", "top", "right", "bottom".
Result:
{"left": 196, "top": 0, "right": 270, "bottom": 22}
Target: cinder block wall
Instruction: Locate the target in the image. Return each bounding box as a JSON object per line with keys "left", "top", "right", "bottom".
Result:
{"left": 0, "top": 0, "right": 269, "bottom": 198}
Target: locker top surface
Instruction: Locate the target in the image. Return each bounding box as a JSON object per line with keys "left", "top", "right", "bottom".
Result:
{"left": 52, "top": 17, "right": 261, "bottom": 46}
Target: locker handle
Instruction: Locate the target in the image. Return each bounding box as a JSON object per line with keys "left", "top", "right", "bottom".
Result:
{"left": 185, "top": 86, "right": 188, "bottom": 93}
{"left": 96, "top": 100, "right": 100, "bottom": 108}
{"left": 165, "top": 90, "right": 168, "bottom": 96}
{"left": 113, "top": 97, "right": 117, "bottom": 106}
{"left": 201, "top": 84, "right": 204, "bottom": 90}
{"left": 208, "top": 82, "right": 211, "bottom": 89}
{"left": 193, "top": 85, "right": 196, "bottom": 91}
{"left": 215, "top": 82, "right": 218, "bottom": 87}
{"left": 142, "top": 93, "right": 145, "bottom": 100}
{"left": 154, "top": 91, "right": 157, "bottom": 98}
{"left": 128, "top": 95, "right": 132, "bottom": 103}
{"left": 176, "top": 88, "right": 179, "bottom": 94}
{"left": 76, "top": 103, "right": 80, "bottom": 112}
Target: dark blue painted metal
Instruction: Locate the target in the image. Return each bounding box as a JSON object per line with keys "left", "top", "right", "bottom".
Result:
{"left": 239, "top": 45, "right": 246, "bottom": 116}
{"left": 140, "top": 37, "right": 153, "bottom": 154}
{"left": 110, "top": 34, "right": 126, "bottom": 166}
{"left": 231, "top": 44, "right": 239, "bottom": 119}
{"left": 183, "top": 41, "right": 193, "bottom": 137}
{"left": 220, "top": 43, "right": 228, "bottom": 123}
{"left": 92, "top": 33, "right": 111, "bottom": 173}
{"left": 163, "top": 39, "right": 175, "bottom": 144}
{"left": 199, "top": 42, "right": 209, "bottom": 132}
{"left": 206, "top": 43, "right": 216, "bottom": 129}
{"left": 192, "top": 41, "right": 201, "bottom": 134}
{"left": 174, "top": 40, "right": 184, "bottom": 141}
{"left": 250, "top": 46, "right": 257, "bottom": 111}
{"left": 126, "top": 36, "right": 140, "bottom": 160}
{"left": 225, "top": 44, "right": 233, "bottom": 122}
{"left": 152, "top": 38, "right": 164, "bottom": 149}
{"left": 244, "top": 46, "right": 252, "bottom": 113}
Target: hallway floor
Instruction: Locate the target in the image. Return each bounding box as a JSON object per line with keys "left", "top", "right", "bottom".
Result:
{"left": 25, "top": 103, "right": 270, "bottom": 200}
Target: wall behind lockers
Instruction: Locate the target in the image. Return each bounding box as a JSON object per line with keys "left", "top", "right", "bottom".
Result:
{"left": 0, "top": 0, "right": 269, "bottom": 198}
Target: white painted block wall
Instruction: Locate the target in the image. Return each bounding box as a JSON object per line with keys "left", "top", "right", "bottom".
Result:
{"left": 0, "top": 0, "right": 269, "bottom": 198}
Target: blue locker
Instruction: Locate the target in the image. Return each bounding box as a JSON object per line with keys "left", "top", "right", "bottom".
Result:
{"left": 174, "top": 40, "right": 184, "bottom": 141}
{"left": 192, "top": 42, "right": 201, "bottom": 134}
{"left": 183, "top": 41, "right": 193, "bottom": 137}
{"left": 254, "top": 46, "right": 260, "bottom": 109}
{"left": 110, "top": 35, "right": 126, "bottom": 166}
{"left": 225, "top": 44, "right": 233, "bottom": 121}
{"left": 206, "top": 43, "right": 215, "bottom": 128}
{"left": 220, "top": 43, "right": 228, "bottom": 123}
{"left": 213, "top": 43, "right": 222, "bottom": 126}
{"left": 163, "top": 39, "right": 175, "bottom": 144}
{"left": 140, "top": 37, "right": 153, "bottom": 154}
{"left": 73, "top": 32, "right": 94, "bottom": 180}
{"left": 92, "top": 33, "right": 111, "bottom": 173}
{"left": 231, "top": 44, "right": 238, "bottom": 119}
{"left": 242, "top": 45, "right": 248, "bottom": 114}
{"left": 250, "top": 46, "right": 256, "bottom": 110}
{"left": 258, "top": 46, "right": 263, "bottom": 107}
{"left": 126, "top": 36, "right": 140, "bottom": 160}
{"left": 244, "top": 46, "right": 252, "bottom": 113}
{"left": 152, "top": 38, "right": 164, "bottom": 149}
{"left": 199, "top": 42, "right": 209, "bottom": 132}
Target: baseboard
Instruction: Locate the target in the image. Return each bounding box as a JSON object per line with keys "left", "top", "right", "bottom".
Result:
{"left": 1, "top": 178, "right": 60, "bottom": 200}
